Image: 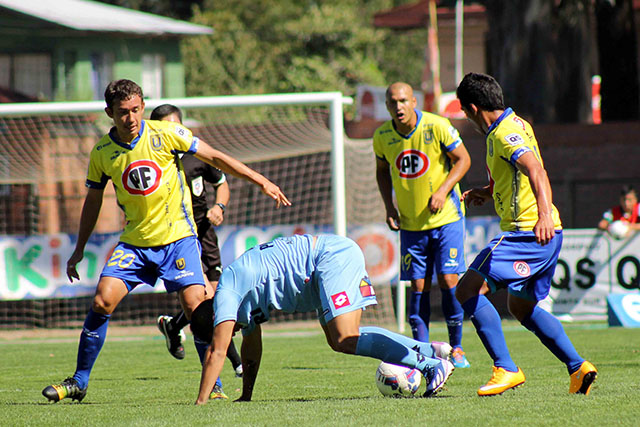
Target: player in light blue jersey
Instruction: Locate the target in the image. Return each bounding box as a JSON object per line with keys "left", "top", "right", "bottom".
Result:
{"left": 456, "top": 72, "right": 597, "bottom": 397}
{"left": 191, "top": 234, "right": 455, "bottom": 404}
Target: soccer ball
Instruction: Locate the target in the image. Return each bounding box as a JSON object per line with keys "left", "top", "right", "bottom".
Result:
{"left": 608, "top": 220, "right": 630, "bottom": 240}
{"left": 375, "top": 362, "right": 421, "bottom": 397}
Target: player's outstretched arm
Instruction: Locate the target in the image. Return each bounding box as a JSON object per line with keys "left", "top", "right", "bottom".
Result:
{"left": 237, "top": 324, "right": 263, "bottom": 402}
{"left": 516, "top": 151, "right": 555, "bottom": 245}
{"left": 66, "top": 188, "right": 104, "bottom": 282}
{"left": 195, "top": 320, "right": 235, "bottom": 405}
{"left": 194, "top": 140, "right": 291, "bottom": 208}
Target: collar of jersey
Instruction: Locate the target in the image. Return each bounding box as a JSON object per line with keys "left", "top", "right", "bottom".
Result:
{"left": 108, "top": 119, "right": 146, "bottom": 149}
{"left": 391, "top": 109, "right": 422, "bottom": 138}
{"left": 487, "top": 107, "right": 513, "bottom": 135}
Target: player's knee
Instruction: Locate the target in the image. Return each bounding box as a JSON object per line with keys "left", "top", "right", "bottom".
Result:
{"left": 438, "top": 274, "right": 459, "bottom": 289}
{"left": 91, "top": 296, "right": 115, "bottom": 314}
{"left": 332, "top": 336, "right": 358, "bottom": 355}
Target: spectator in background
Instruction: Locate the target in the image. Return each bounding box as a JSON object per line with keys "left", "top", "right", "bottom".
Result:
{"left": 597, "top": 185, "right": 640, "bottom": 238}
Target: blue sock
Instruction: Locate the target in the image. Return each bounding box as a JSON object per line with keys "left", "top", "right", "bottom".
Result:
{"left": 521, "top": 306, "right": 584, "bottom": 374}
{"left": 355, "top": 326, "right": 440, "bottom": 376}
{"left": 73, "top": 309, "right": 110, "bottom": 389}
{"left": 441, "top": 286, "right": 464, "bottom": 349}
{"left": 194, "top": 337, "right": 222, "bottom": 389}
{"left": 462, "top": 295, "right": 517, "bottom": 372}
{"left": 409, "top": 291, "right": 430, "bottom": 342}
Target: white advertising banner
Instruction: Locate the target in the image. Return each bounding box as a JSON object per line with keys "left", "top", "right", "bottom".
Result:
{"left": 1, "top": 222, "right": 638, "bottom": 321}
{"left": 541, "top": 229, "right": 640, "bottom": 320}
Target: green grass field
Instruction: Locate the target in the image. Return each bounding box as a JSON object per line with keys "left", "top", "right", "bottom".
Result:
{"left": 1, "top": 321, "right": 638, "bottom": 426}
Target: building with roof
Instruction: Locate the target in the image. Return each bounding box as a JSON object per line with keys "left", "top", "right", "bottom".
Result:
{"left": 0, "top": 0, "right": 212, "bottom": 101}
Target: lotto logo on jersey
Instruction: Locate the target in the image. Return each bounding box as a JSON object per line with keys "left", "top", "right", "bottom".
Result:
{"left": 331, "top": 291, "right": 351, "bottom": 309}
{"left": 513, "top": 261, "right": 531, "bottom": 277}
{"left": 122, "top": 160, "right": 162, "bottom": 195}
{"left": 395, "top": 149, "right": 429, "bottom": 179}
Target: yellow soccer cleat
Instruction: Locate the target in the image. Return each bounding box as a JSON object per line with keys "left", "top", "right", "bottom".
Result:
{"left": 210, "top": 384, "right": 229, "bottom": 400}
{"left": 569, "top": 361, "right": 597, "bottom": 395}
{"left": 477, "top": 366, "right": 525, "bottom": 396}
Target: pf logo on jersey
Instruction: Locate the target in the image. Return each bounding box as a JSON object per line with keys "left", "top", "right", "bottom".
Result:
{"left": 122, "top": 160, "right": 162, "bottom": 195}
{"left": 395, "top": 149, "right": 429, "bottom": 179}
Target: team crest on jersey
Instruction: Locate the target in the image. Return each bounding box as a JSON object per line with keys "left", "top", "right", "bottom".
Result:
{"left": 359, "top": 276, "right": 376, "bottom": 297}
{"left": 395, "top": 149, "right": 429, "bottom": 179}
{"left": 504, "top": 133, "right": 525, "bottom": 147}
{"left": 331, "top": 291, "right": 351, "bottom": 309}
{"left": 423, "top": 124, "right": 434, "bottom": 143}
{"left": 151, "top": 134, "right": 162, "bottom": 151}
{"left": 122, "top": 160, "right": 162, "bottom": 195}
{"left": 449, "top": 248, "right": 458, "bottom": 259}
{"left": 176, "top": 258, "right": 185, "bottom": 270}
{"left": 191, "top": 176, "right": 204, "bottom": 197}
{"left": 513, "top": 261, "right": 531, "bottom": 277}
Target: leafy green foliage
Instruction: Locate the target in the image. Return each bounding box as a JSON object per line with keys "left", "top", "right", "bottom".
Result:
{"left": 182, "top": 0, "right": 424, "bottom": 98}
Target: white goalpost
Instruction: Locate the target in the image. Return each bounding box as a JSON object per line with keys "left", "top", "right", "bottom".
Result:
{"left": 0, "top": 92, "right": 352, "bottom": 237}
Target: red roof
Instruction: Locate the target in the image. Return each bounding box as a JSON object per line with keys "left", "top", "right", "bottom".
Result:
{"left": 373, "top": 0, "right": 486, "bottom": 29}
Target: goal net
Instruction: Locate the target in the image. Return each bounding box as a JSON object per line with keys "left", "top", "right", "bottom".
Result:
{"left": 0, "top": 94, "right": 395, "bottom": 329}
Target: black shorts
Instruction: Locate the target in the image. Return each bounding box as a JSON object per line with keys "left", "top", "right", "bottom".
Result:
{"left": 197, "top": 219, "right": 222, "bottom": 282}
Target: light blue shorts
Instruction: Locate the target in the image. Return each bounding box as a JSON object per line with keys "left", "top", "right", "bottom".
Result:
{"left": 314, "top": 235, "right": 378, "bottom": 325}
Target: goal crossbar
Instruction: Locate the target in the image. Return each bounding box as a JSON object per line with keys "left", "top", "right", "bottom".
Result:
{"left": 0, "top": 92, "right": 353, "bottom": 237}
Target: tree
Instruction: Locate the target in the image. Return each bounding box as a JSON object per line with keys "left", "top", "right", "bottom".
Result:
{"left": 483, "top": 0, "right": 595, "bottom": 123}
{"left": 595, "top": 0, "right": 639, "bottom": 121}
{"left": 182, "top": 0, "right": 415, "bottom": 98}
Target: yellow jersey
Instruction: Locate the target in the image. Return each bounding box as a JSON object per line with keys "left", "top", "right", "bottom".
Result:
{"left": 373, "top": 110, "right": 465, "bottom": 231}
{"left": 86, "top": 119, "right": 198, "bottom": 247}
{"left": 486, "top": 108, "right": 562, "bottom": 231}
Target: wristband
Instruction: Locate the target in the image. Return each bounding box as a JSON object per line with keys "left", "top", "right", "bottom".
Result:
{"left": 215, "top": 202, "right": 226, "bottom": 214}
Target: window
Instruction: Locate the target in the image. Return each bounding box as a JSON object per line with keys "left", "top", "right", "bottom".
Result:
{"left": 141, "top": 54, "right": 165, "bottom": 99}
{"left": 0, "top": 55, "right": 10, "bottom": 89}
{"left": 0, "top": 53, "right": 53, "bottom": 100}
{"left": 90, "top": 52, "right": 114, "bottom": 100}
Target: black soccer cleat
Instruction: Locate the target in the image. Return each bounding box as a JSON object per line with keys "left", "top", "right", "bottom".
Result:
{"left": 42, "top": 377, "right": 87, "bottom": 403}
{"left": 157, "top": 315, "right": 186, "bottom": 360}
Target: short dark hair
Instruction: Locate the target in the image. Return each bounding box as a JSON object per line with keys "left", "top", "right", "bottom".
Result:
{"left": 621, "top": 185, "right": 637, "bottom": 197}
{"left": 189, "top": 299, "right": 214, "bottom": 343}
{"left": 456, "top": 72, "right": 505, "bottom": 111}
{"left": 104, "top": 79, "right": 144, "bottom": 109}
{"left": 150, "top": 104, "right": 183, "bottom": 122}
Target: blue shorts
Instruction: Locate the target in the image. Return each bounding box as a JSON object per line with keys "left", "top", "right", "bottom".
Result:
{"left": 100, "top": 236, "right": 206, "bottom": 293}
{"left": 469, "top": 230, "right": 563, "bottom": 302}
{"left": 314, "top": 235, "right": 378, "bottom": 325}
{"left": 399, "top": 219, "right": 466, "bottom": 281}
